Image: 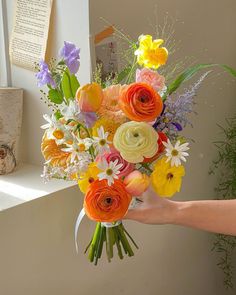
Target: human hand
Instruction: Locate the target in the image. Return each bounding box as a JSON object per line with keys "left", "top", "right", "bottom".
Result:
{"left": 124, "top": 187, "right": 178, "bottom": 225}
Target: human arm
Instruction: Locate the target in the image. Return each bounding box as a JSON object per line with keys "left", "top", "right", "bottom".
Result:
{"left": 124, "top": 188, "right": 236, "bottom": 236}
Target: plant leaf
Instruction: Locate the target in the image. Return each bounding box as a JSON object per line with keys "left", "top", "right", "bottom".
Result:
{"left": 70, "top": 74, "right": 80, "bottom": 97}
{"left": 48, "top": 89, "right": 63, "bottom": 104}
{"left": 163, "top": 63, "right": 236, "bottom": 100}
{"left": 117, "top": 65, "right": 132, "bottom": 83}
{"left": 61, "top": 71, "right": 73, "bottom": 100}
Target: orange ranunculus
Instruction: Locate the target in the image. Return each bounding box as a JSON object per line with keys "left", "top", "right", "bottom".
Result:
{"left": 119, "top": 82, "right": 163, "bottom": 122}
{"left": 143, "top": 131, "right": 168, "bottom": 163}
{"left": 84, "top": 179, "right": 132, "bottom": 222}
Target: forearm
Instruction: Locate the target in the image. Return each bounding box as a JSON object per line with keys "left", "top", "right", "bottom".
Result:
{"left": 171, "top": 200, "right": 236, "bottom": 235}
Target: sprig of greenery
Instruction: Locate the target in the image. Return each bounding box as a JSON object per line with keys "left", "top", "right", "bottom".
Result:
{"left": 209, "top": 116, "right": 236, "bottom": 289}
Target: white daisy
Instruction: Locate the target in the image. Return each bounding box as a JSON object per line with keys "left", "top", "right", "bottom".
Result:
{"left": 93, "top": 126, "right": 111, "bottom": 154}
{"left": 97, "top": 159, "right": 123, "bottom": 186}
{"left": 163, "top": 139, "right": 189, "bottom": 167}
{"left": 62, "top": 136, "right": 93, "bottom": 163}
{"left": 59, "top": 100, "right": 80, "bottom": 121}
{"left": 41, "top": 114, "right": 61, "bottom": 137}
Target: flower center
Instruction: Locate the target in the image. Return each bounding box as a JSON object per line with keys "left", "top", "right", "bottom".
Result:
{"left": 167, "top": 173, "right": 174, "bottom": 180}
{"left": 110, "top": 99, "right": 118, "bottom": 106}
{"left": 171, "top": 149, "right": 179, "bottom": 156}
{"left": 53, "top": 129, "right": 64, "bottom": 139}
{"left": 104, "top": 197, "right": 113, "bottom": 206}
{"left": 133, "top": 132, "right": 139, "bottom": 137}
{"left": 140, "top": 96, "right": 148, "bottom": 103}
{"left": 78, "top": 143, "right": 86, "bottom": 152}
{"left": 88, "top": 177, "right": 94, "bottom": 183}
{"left": 99, "top": 139, "right": 106, "bottom": 146}
{"left": 106, "top": 168, "right": 113, "bottom": 176}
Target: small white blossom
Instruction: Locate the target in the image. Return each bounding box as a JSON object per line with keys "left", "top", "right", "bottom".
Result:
{"left": 97, "top": 159, "right": 123, "bottom": 186}
{"left": 163, "top": 139, "right": 189, "bottom": 167}
{"left": 93, "top": 126, "right": 111, "bottom": 154}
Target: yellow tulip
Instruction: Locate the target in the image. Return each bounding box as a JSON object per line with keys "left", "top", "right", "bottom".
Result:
{"left": 76, "top": 82, "right": 103, "bottom": 112}
{"left": 124, "top": 170, "right": 150, "bottom": 196}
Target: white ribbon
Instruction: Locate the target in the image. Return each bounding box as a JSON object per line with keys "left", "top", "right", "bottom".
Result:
{"left": 101, "top": 220, "right": 122, "bottom": 228}
{"left": 74, "top": 208, "right": 85, "bottom": 254}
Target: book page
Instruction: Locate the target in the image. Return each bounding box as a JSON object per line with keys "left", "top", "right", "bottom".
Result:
{"left": 9, "top": 0, "right": 53, "bottom": 71}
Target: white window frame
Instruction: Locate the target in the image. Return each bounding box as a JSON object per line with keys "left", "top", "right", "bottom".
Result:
{"left": 0, "top": 0, "right": 11, "bottom": 87}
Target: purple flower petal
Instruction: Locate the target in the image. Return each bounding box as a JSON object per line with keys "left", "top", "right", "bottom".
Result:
{"left": 35, "top": 59, "right": 56, "bottom": 88}
{"left": 59, "top": 41, "right": 80, "bottom": 74}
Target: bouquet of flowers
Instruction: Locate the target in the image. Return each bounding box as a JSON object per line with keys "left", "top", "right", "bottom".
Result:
{"left": 36, "top": 32, "right": 236, "bottom": 265}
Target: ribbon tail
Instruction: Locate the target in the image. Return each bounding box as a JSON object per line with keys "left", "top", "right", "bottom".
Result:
{"left": 74, "top": 208, "right": 85, "bottom": 254}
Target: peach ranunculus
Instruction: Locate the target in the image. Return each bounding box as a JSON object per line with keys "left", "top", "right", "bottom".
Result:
{"left": 84, "top": 179, "right": 132, "bottom": 222}
{"left": 136, "top": 68, "right": 165, "bottom": 92}
{"left": 119, "top": 82, "right": 163, "bottom": 122}
{"left": 124, "top": 170, "right": 150, "bottom": 196}
{"left": 76, "top": 82, "right": 103, "bottom": 112}
{"left": 96, "top": 147, "right": 134, "bottom": 178}
{"left": 98, "top": 84, "right": 127, "bottom": 124}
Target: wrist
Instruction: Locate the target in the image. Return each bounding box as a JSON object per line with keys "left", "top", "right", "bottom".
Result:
{"left": 166, "top": 201, "right": 190, "bottom": 225}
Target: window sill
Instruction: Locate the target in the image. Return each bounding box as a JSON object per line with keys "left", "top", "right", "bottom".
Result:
{"left": 0, "top": 163, "right": 76, "bottom": 211}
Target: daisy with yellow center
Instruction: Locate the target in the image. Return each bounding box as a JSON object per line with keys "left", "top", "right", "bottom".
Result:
{"left": 163, "top": 139, "right": 189, "bottom": 167}
{"left": 135, "top": 35, "right": 168, "bottom": 69}
{"left": 97, "top": 159, "right": 123, "bottom": 186}
{"left": 151, "top": 156, "right": 185, "bottom": 197}
{"left": 93, "top": 126, "right": 111, "bottom": 154}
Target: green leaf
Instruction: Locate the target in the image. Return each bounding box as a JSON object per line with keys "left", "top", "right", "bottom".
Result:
{"left": 70, "top": 74, "right": 80, "bottom": 97}
{"left": 61, "top": 71, "right": 73, "bottom": 100}
{"left": 54, "top": 110, "right": 63, "bottom": 120}
{"left": 48, "top": 89, "right": 63, "bottom": 104}
{"left": 117, "top": 65, "right": 132, "bottom": 83}
{"left": 163, "top": 63, "right": 236, "bottom": 101}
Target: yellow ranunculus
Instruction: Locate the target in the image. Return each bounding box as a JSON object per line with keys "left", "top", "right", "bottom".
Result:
{"left": 92, "top": 117, "right": 121, "bottom": 142}
{"left": 113, "top": 121, "right": 158, "bottom": 163}
{"left": 135, "top": 35, "right": 168, "bottom": 69}
{"left": 76, "top": 82, "right": 103, "bottom": 112}
{"left": 78, "top": 163, "right": 100, "bottom": 194}
{"left": 151, "top": 156, "right": 185, "bottom": 197}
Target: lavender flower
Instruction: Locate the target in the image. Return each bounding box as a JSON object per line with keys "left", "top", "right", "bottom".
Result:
{"left": 60, "top": 41, "right": 80, "bottom": 74}
{"left": 36, "top": 60, "right": 56, "bottom": 88}
{"left": 154, "top": 72, "right": 210, "bottom": 138}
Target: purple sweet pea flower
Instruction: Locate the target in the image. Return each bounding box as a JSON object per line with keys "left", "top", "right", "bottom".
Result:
{"left": 35, "top": 60, "right": 56, "bottom": 88}
{"left": 78, "top": 111, "right": 97, "bottom": 128}
{"left": 59, "top": 41, "right": 80, "bottom": 74}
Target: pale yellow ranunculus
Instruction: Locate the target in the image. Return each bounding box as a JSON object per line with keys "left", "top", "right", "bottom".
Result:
{"left": 135, "top": 35, "right": 168, "bottom": 69}
{"left": 113, "top": 121, "right": 158, "bottom": 163}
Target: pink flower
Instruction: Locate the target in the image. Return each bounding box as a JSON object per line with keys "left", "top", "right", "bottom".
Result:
{"left": 96, "top": 147, "right": 134, "bottom": 178}
{"left": 124, "top": 170, "right": 150, "bottom": 196}
{"left": 136, "top": 68, "right": 165, "bottom": 92}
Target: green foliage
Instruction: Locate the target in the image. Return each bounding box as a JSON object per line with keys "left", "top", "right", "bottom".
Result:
{"left": 210, "top": 116, "right": 236, "bottom": 289}
{"left": 163, "top": 64, "right": 236, "bottom": 101}
{"left": 48, "top": 89, "right": 63, "bottom": 104}
{"left": 61, "top": 69, "right": 80, "bottom": 100}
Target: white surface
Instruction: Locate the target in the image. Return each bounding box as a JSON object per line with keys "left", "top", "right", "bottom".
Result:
{"left": 0, "top": 163, "right": 76, "bottom": 210}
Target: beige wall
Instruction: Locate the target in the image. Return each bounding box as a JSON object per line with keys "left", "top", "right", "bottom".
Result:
{"left": 0, "top": 0, "right": 236, "bottom": 294}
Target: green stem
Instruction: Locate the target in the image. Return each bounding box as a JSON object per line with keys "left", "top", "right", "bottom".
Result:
{"left": 140, "top": 162, "right": 153, "bottom": 173}
{"left": 88, "top": 222, "right": 101, "bottom": 263}
{"left": 121, "top": 224, "right": 139, "bottom": 249}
